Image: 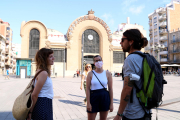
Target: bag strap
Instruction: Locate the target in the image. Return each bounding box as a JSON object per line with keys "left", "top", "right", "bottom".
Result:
{"left": 27, "top": 70, "right": 44, "bottom": 89}
{"left": 92, "top": 70, "right": 106, "bottom": 90}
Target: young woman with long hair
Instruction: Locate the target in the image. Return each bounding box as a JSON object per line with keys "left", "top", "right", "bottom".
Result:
{"left": 27, "top": 48, "right": 54, "bottom": 120}
{"left": 86, "top": 55, "right": 113, "bottom": 120}
{"left": 80, "top": 63, "right": 92, "bottom": 104}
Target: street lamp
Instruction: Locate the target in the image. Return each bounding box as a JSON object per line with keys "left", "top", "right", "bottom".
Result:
{"left": 151, "top": 43, "right": 165, "bottom": 62}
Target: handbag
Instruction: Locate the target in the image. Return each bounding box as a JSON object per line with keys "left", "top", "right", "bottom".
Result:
{"left": 92, "top": 71, "right": 109, "bottom": 92}
{"left": 12, "top": 70, "right": 44, "bottom": 120}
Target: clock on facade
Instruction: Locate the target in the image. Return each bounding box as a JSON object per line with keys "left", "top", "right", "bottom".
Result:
{"left": 88, "top": 34, "right": 93, "bottom": 40}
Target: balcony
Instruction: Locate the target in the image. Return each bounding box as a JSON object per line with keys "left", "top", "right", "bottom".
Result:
{"left": 160, "top": 58, "right": 168, "bottom": 62}
{"left": 158, "top": 8, "right": 166, "bottom": 13}
{"left": 159, "top": 22, "right": 167, "bottom": 27}
{"left": 149, "top": 20, "right": 152, "bottom": 25}
{"left": 154, "top": 25, "right": 158, "bottom": 29}
{"left": 170, "top": 49, "right": 180, "bottom": 54}
{"left": 6, "top": 41, "right": 9, "bottom": 45}
{"left": 5, "top": 62, "right": 10, "bottom": 65}
{"left": 170, "top": 39, "right": 180, "bottom": 44}
{"left": 154, "top": 32, "right": 158, "bottom": 36}
{"left": 5, "top": 56, "right": 9, "bottom": 60}
{"left": 149, "top": 26, "right": 152, "bottom": 30}
{"left": 169, "top": 59, "right": 180, "bottom": 63}
{"left": 159, "top": 29, "right": 167, "bottom": 34}
{"left": 154, "top": 39, "right": 158, "bottom": 43}
{"left": 159, "top": 51, "right": 168, "bottom": 55}
{"left": 159, "top": 15, "right": 166, "bottom": 21}
{"left": 159, "top": 36, "right": 168, "bottom": 41}
{"left": 5, "top": 48, "right": 9, "bottom": 54}
{"left": 150, "top": 40, "right": 153, "bottom": 43}
{"left": 0, "top": 63, "right": 5, "bottom": 67}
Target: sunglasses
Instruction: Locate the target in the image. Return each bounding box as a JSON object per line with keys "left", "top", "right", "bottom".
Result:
{"left": 121, "top": 38, "right": 128, "bottom": 42}
{"left": 86, "top": 66, "right": 91, "bottom": 68}
{"left": 95, "top": 59, "right": 102, "bottom": 62}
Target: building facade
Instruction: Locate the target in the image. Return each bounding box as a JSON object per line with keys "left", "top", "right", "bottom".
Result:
{"left": 148, "top": 0, "right": 180, "bottom": 64}
{"left": 0, "top": 18, "right": 14, "bottom": 74}
{"left": 20, "top": 10, "right": 146, "bottom": 77}
{"left": 0, "top": 34, "right": 6, "bottom": 74}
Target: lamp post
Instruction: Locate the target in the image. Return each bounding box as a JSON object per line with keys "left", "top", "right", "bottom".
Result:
{"left": 151, "top": 43, "right": 165, "bottom": 63}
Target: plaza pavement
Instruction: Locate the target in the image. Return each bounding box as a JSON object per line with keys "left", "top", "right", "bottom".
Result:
{"left": 0, "top": 74, "right": 180, "bottom": 120}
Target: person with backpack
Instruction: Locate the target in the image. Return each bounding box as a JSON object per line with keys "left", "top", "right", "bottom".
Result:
{"left": 113, "top": 29, "right": 149, "bottom": 120}
{"left": 86, "top": 55, "right": 113, "bottom": 120}
{"left": 26, "top": 48, "right": 54, "bottom": 120}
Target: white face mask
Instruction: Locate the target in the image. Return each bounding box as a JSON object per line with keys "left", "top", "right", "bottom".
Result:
{"left": 95, "top": 61, "right": 103, "bottom": 68}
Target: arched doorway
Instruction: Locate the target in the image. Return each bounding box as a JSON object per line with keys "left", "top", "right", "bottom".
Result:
{"left": 82, "top": 29, "right": 99, "bottom": 71}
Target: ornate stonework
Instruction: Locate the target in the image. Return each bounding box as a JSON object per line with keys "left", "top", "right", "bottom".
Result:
{"left": 67, "top": 10, "right": 112, "bottom": 42}
{"left": 45, "top": 40, "right": 51, "bottom": 48}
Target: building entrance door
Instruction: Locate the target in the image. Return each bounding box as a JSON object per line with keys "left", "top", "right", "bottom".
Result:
{"left": 81, "top": 29, "right": 100, "bottom": 72}
{"left": 20, "top": 68, "right": 26, "bottom": 78}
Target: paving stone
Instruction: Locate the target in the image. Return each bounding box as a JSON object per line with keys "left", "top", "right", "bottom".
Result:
{"left": 0, "top": 75, "right": 180, "bottom": 120}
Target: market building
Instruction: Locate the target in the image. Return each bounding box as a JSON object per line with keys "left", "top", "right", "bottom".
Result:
{"left": 20, "top": 10, "right": 146, "bottom": 77}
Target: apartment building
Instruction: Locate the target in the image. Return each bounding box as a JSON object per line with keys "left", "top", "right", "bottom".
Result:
{"left": 0, "top": 18, "right": 14, "bottom": 74}
{"left": 169, "top": 31, "right": 180, "bottom": 64}
{"left": 148, "top": 0, "right": 180, "bottom": 64}
{"left": 0, "top": 34, "right": 6, "bottom": 74}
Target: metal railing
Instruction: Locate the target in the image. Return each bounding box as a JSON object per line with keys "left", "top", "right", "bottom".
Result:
{"left": 159, "top": 22, "right": 167, "bottom": 26}
{"left": 159, "top": 29, "right": 167, "bottom": 34}
{"left": 170, "top": 39, "right": 180, "bottom": 44}
{"left": 159, "top": 15, "right": 166, "bottom": 20}
{"left": 160, "top": 36, "right": 168, "bottom": 40}
{"left": 169, "top": 49, "right": 180, "bottom": 54}
{"left": 169, "top": 59, "right": 180, "bottom": 63}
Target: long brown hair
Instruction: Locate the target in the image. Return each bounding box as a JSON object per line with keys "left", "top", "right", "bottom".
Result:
{"left": 85, "top": 63, "right": 92, "bottom": 75}
{"left": 35, "top": 48, "right": 53, "bottom": 76}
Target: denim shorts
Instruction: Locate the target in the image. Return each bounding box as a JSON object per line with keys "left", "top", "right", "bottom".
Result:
{"left": 87, "top": 89, "right": 110, "bottom": 113}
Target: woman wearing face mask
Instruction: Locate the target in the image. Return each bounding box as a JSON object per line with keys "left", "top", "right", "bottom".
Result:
{"left": 80, "top": 63, "right": 92, "bottom": 105}
{"left": 86, "top": 55, "right": 113, "bottom": 120}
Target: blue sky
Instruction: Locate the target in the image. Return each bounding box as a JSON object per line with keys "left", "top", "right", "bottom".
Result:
{"left": 0, "top": 0, "right": 171, "bottom": 44}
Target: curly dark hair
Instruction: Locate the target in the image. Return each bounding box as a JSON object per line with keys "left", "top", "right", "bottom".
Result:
{"left": 35, "top": 48, "right": 53, "bottom": 76}
{"left": 123, "top": 29, "right": 148, "bottom": 50}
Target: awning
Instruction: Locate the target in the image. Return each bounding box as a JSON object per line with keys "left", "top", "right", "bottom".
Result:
{"left": 161, "top": 64, "right": 180, "bottom": 67}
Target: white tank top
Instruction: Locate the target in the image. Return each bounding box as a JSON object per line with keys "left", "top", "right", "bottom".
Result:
{"left": 91, "top": 70, "right": 108, "bottom": 90}
{"left": 34, "top": 76, "right": 54, "bottom": 99}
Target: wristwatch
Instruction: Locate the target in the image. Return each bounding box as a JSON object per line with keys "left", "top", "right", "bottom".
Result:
{"left": 117, "top": 112, "right": 123, "bottom": 117}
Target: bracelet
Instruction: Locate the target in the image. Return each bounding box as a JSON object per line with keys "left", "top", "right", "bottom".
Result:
{"left": 117, "top": 112, "right": 123, "bottom": 117}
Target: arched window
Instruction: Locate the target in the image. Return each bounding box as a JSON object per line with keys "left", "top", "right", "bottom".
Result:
{"left": 29, "top": 29, "right": 40, "bottom": 58}
{"left": 83, "top": 29, "right": 99, "bottom": 53}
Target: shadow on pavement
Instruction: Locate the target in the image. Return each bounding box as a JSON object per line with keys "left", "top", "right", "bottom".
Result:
{"left": 68, "top": 94, "right": 120, "bottom": 104}
{"left": 158, "top": 108, "right": 180, "bottom": 113}
{"left": 59, "top": 99, "right": 86, "bottom": 107}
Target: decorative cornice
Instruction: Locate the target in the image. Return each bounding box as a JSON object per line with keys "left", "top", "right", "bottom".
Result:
{"left": 67, "top": 10, "right": 112, "bottom": 42}
{"left": 66, "top": 41, "right": 71, "bottom": 49}
{"left": 88, "top": 9, "right": 95, "bottom": 15}
{"left": 109, "top": 45, "right": 122, "bottom": 51}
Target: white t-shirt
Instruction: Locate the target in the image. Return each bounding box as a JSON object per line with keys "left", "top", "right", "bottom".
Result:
{"left": 82, "top": 71, "right": 89, "bottom": 81}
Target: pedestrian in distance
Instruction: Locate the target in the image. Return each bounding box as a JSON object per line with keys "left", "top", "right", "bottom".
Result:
{"left": 5, "top": 69, "right": 10, "bottom": 79}
{"left": 80, "top": 63, "right": 92, "bottom": 105}
{"left": 86, "top": 55, "right": 113, "bottom": 120}
{"left": 76, "top": 69, "right": 79, "bottom": 77}
{"left": 27, "top": 48, "right": 54, "bottom": 120}
{"left": 113, "top": 29, "right": 149, "bottom": 120}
